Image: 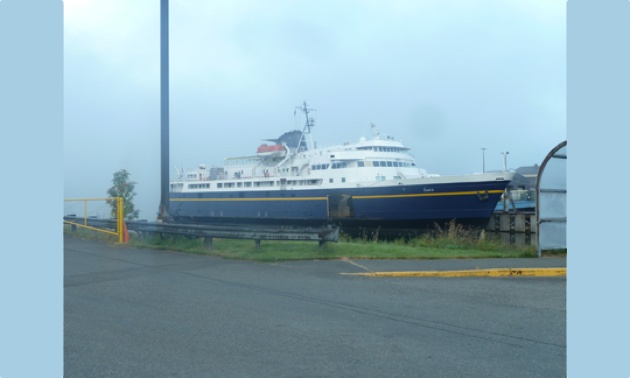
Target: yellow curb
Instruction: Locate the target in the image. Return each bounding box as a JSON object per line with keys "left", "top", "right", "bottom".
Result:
{"left": 341, "top": 267, "right": 566, "bottom": 278}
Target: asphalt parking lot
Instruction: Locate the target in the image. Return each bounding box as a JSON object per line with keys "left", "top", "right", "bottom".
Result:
{"left": 65, "top": 237, "right": 566, "bottom": 377}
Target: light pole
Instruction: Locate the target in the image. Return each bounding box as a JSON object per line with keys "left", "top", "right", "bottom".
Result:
{"left": 501, "top": 151, "right": 509, "bottom": 172}
{"left": 158, "top": 0, "right": 170, "bottom": 221}
{"left": 481, "top": 148, "right": 486, "bottom": 173}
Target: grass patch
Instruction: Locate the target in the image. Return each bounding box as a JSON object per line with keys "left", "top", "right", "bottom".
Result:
{"left": 64, "top": 221, "right": 547, "bottom": 262}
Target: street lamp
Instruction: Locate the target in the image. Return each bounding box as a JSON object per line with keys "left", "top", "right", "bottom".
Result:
{"left": 481, "top": 148, "right": 486, "bottom": 173}
{"left": 500, "top": 151, "right": 510, "bottom": 172}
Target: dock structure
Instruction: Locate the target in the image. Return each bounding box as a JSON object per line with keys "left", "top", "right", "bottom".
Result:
{"left": 486, "top": 212, "right": 535, "bottom": 233}
{"left": 485, "top": 211, "right": 536, "bottom": 246}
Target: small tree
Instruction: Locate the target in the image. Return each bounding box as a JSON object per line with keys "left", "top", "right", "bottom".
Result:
{"left": 106, "top": 169, "right": 140, "bottom": 220}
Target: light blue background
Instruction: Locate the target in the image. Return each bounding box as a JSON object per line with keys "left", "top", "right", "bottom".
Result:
{"left": 567, "top": 0, "right": 630, "bottom": 376}
{"left": 0, "top": 0, "right": 63, "bottom": 376}
{"left": 1, "top": 0, "right": 628, "bottom": 376}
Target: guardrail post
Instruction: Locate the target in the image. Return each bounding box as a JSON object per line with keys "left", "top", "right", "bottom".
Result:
{"left": 255, "top": 239, "right": 261, "bottom": 250}
{"left": 204, "top": 237, "right": 213, "bottom": 250}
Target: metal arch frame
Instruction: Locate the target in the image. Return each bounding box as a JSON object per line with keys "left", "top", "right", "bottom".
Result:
{"left": 536, "top": 140, "right": 567, "bottom": 257}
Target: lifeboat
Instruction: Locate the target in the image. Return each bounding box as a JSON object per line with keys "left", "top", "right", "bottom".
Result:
{"left": 257, "top": 144, "right": 287, "bottom": 157}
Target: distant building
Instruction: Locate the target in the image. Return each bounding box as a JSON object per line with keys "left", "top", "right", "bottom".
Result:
{"left": 513, "top": 164, "right": 540, "bottom": 189}
{"left": 487, "top": 164, "right": 539, "bottom": 191}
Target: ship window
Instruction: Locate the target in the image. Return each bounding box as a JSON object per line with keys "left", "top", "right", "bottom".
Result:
{"left": 329, "top": 178, "right": 333, "bottom": 183}
{"left": 217, "top": 183, "right": 223, "bottom": 188}
{"left": 387, "top": 161, "right": 393, "bottom": 167}
{"left": 244, "top": 182, "right": 252, "bottom": 187}
{"left": 394, "top": 176, "right": 401, "bottom": 180}
{"left": 358, "top": 161, "right": 365, "bottom": 167}
{"left": 330, "top": 155, "right": 335, "bottom": 158}
{"left": 373, "top": 161, "right": 380, "bottom": 167}
{"left": 342, "top": 177, "right": 346, "bottom": 183}
{"left": 237, "top": 182, "right": 243, "bottom": 188}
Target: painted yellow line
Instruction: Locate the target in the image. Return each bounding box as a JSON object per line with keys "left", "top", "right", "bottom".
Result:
{"left": 341, "top": 267, "right": 566, "bottom": 278}
{"left": 340, "top": 257, "right": 374, "bottom": 272}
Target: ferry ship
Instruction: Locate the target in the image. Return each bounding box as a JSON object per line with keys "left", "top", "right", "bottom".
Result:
{"left": 169, "top": 102, "right": 513, "bottom": 230}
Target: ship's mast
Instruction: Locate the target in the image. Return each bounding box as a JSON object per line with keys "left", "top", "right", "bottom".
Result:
{"left": 295, "top": 101, "right": 315, "bottom": 151}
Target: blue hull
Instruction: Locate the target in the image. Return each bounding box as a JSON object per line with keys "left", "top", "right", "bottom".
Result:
{"left": 169, "top": 180, "right": 508, "bottom": 229}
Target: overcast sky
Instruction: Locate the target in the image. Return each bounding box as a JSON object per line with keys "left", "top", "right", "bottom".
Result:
{"left": 63, "top": 0, "right": 566, "bottom": 220}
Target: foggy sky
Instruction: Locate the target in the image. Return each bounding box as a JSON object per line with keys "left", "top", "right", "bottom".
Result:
{"left": 63, "top": 0, "right": 566, "bottom": 220}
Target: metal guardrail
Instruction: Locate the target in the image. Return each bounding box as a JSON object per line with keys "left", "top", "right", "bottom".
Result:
{"left": 63, "top": 216, "right": 340, "bottom": 249}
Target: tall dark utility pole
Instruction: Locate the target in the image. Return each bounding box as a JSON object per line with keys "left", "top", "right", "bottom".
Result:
{"left": 158, "top": 0, "right": 170, "bottom": 220}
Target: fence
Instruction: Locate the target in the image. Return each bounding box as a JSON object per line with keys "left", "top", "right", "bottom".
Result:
{"left": 62, "top": 216, "right": 340, "bottom": 249}
{"left": 63, "top": 197, "right": 126, "bottom": 243}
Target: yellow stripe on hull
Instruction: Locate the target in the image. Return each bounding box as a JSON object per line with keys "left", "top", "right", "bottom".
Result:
{"left": 170, "top": 189, "right": 504, "bottom": 202}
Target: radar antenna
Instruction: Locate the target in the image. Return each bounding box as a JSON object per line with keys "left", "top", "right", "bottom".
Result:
{"left": 371, "top": 123, "right": 380, "bottom": 139}
{"left": 295, "top": 101, "right": 316, "bottom": 151}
